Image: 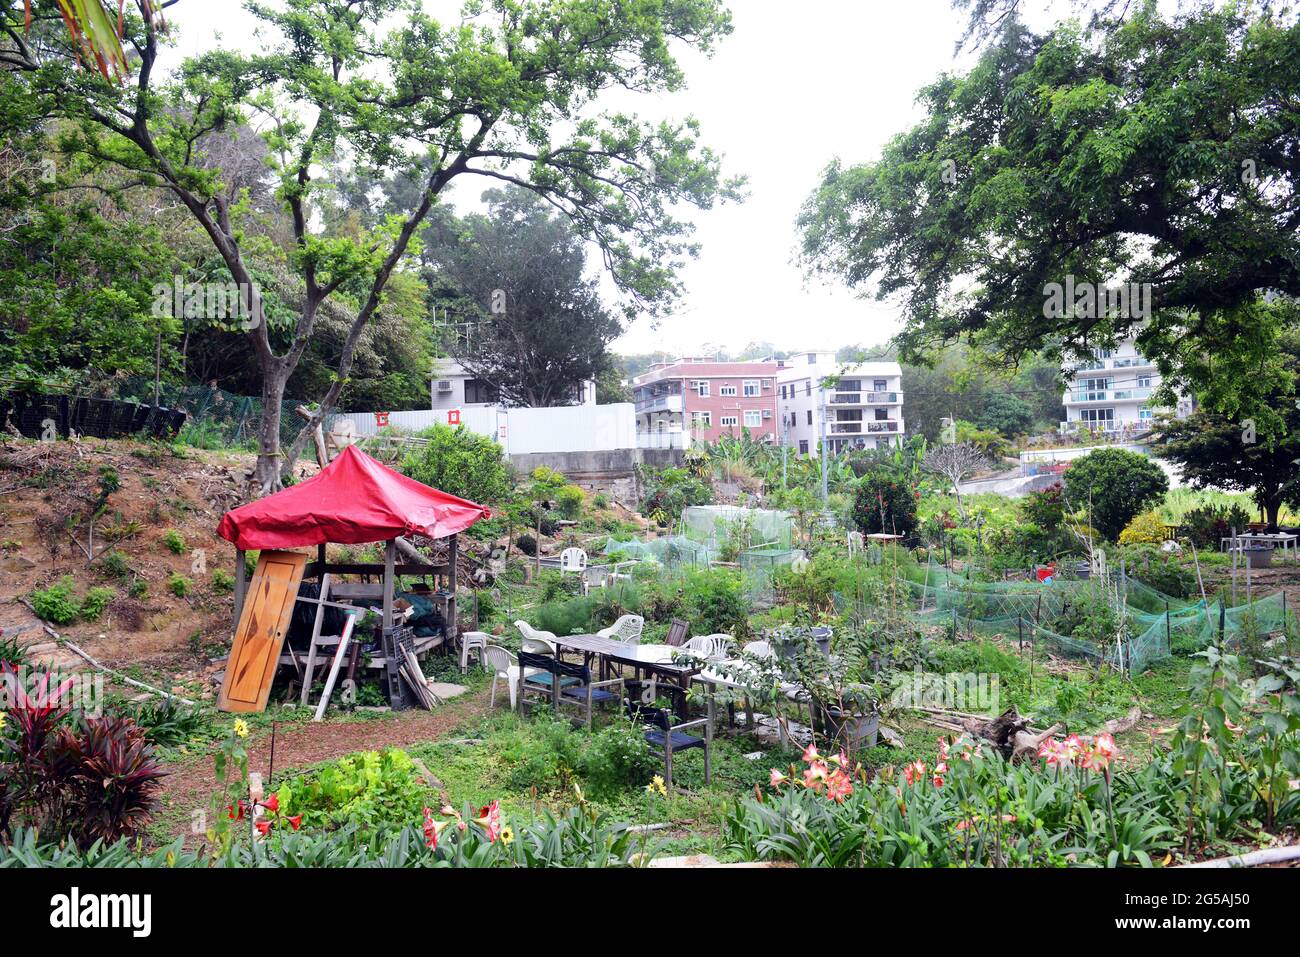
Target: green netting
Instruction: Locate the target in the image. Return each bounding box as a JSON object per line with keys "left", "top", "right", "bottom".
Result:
{"left": 111, "top": 375, "right": 309, "bottom": 452}
{"left": 841, "top": 560, "right": 1296, "bottom": 674}
{"left": 601, "top": 532, "right": 793, "bottom": 606}
{"left": 680, "top": 505, "right": 794, "bottom": 552}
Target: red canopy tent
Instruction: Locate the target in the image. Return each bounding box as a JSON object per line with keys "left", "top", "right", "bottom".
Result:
{"left": 215, "top": 445, "right": 491, "bottom": 711}
{"left": 217, "top": 443, "right": 490, "bottom": 549}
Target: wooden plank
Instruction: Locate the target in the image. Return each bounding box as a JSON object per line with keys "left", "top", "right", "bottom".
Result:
{"left": 300, "top": 574, "right": 331, "bottom": 706}
{"left": 313, "top": 613, "right": 356, "bottom": 722}
{"left": 218, "top": 550, "right": 307, "bottom": 713}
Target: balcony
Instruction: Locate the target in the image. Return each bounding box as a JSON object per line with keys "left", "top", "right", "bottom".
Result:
{"left": 829, "top": 420, "right": 903, "bottom": 435}
{"left": 1066, "top": 388, "right": 1153, "bottom": 404}
{"left": 637, "top": 428, "right": 691, "bottom": 450}
{"left": 635, "top": 392, "right": 683, "bottom": 415}
{"left": 828, "top": 390, "right": 901, "bottom": 405}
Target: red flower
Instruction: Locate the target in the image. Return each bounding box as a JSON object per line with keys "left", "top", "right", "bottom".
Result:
{"left": 476, "top": 800, "right": 502, "bottom": 843}
{"left": 227, "top": 800, "right": 247, "bottom": 822}
{"left": 287, "top": 815, "right": 302, "bottom": 831}
{"left": 826, "top": 769, "right": 854, "bottom": 803}
{"left": 260, "top": 793, "right": 279, "bottom": 814}
{"left": 254, "top": 820, "right": 272, "bottom": 836}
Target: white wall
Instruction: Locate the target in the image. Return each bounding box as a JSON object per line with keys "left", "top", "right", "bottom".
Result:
{"left": 330, "top": 403, "right": 635, "bottom": 456}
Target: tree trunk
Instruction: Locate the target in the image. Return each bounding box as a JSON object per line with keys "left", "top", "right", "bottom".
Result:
{"left": 252, "top": 367, "right": 290, "bottom": 496}
{"left": 1264, "top": 492, "right": 1283, "bottom": 532}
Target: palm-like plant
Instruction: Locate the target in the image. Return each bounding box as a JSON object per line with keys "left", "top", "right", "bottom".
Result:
{"left": 20, "top": 0, "right": 165, "bottom": 81}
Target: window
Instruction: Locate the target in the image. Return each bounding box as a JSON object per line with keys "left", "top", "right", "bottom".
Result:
{"left": 744, "top": 410, "right": 762, "bottom": 428}
{"left": 799, "top": 440, "right": 809, "bottom": 454}
{"left": 691, "top": 380, "right": 710, "bottom": 397}
{"left": 762, "top": 409, "right": 772, "bottom": 420}
{"left": 780, "top": 385, "right": 787, "bottom": 399}
{"left": 1080, "top": 408, "right": 1115, "bottom": 427}
{"left": 807, "top": 410, "right": 813, "bottom": 426}
{"left": 719, "top": 384, "right": 737, "bottom": 397}
{"left": 874, "top": 408, "right": 888, "bottom": 421}
{"left": 1139, "top": 408, "right": 1153, "bottom": 421}
{"left": 720, "top": 415, "right": 739, "bottom": 428}
{"left": 464, "top": 379, "right": 497, "bottom": 404}
{"left": 743, "top": 380, "right": 760, "bottom": 397}
{"left": 805, "top": 382, "right": 812, "bottom": 396}
{"left": 691, "top": 411, "right": 711, "bottom": 427}
{"left": 1137, "top": 375, "right": 1152, "bottom": 389}
{"left": 873, "top": 379, "right": 888, "bottom": 392}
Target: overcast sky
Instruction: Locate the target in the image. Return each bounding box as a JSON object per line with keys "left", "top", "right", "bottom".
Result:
{"left": 160, "top": 1, "right": 1081, "bottom": 358}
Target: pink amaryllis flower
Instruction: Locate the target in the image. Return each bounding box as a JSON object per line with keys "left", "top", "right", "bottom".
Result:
{"left": 826, "top": 769, "right": 854, "bottom": 803}
{"left": 802, "top": 743, "right": 821, "bottom": 763}
{"left": 422, "top": 807, "right": 448, "bottom": 850}
{"left": 769, "top": 768, "right": 788, "bottom": 788}
{"left": 476, "top": 800, "right": 503, "bottom": 843}
{"left": 803, "top": 760, "right": 831, "bottom": 791}
{"left": 1085, "top": 733, "right": 1117, "bottom": 772}
{"left": 902, "top": 760, "right": 927, "bottom": 786}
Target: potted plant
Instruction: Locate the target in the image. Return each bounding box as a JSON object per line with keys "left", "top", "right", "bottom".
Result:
{"left": 1239, "top": 545, "right": 1274, "bottom": 569}
{"left": 771, "top": 626, "right": 882, "bottom": 753}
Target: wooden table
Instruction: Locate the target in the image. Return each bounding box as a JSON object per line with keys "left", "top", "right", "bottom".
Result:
{"left": 551, "top": 634, "right": 702, "bottom": 716}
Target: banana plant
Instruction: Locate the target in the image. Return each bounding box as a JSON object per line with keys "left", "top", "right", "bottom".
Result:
{"left": 19, "top": 0, "right": 165, "bottom": 81}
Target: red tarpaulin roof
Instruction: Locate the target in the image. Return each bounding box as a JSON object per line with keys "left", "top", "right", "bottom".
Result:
{"left": 216, "top": 444, "right": 491, "bottom": 550}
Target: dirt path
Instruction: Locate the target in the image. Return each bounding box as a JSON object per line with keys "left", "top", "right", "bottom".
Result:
{"left": 154, "top": 689, "right": 491, "bottom": 844}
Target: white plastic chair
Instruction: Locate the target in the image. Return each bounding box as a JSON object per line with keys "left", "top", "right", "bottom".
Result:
{"left": 515, "top": 619, "right": 559, "bottom": 655}
{"left": 483, "top": 645, "right": 529, "bottom": 710}
{"left": 459, "top": 631, "right": 489, "bottom": 673}
{"left": 685, "top": 634, "right": 733, "bottom": 661}
{"left": 742, "top": 640, "right": 774, "bottom": 659}
{"left": 560, "top": 547, "right": 588, "bottom": 574}
{"left": 596, "top": 614, "right": 644, "bottom": 645}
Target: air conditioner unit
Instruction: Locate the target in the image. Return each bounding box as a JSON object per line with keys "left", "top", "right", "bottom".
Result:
{"left": 436, "top": 380, "right": 453, "bottom": 393}
{"left": 762, "top": 409, "right": 772, "bottom": 419}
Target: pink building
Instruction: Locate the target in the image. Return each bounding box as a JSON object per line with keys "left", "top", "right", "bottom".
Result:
{"left": 632, "top": 358, "right": 779, "bottom": 449}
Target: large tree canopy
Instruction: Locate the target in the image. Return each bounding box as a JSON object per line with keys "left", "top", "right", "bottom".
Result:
{"left": 798, "top": 4, "right": 1300, "bottom": 432}
{"left": 1154, "top": 326, "right": 1300, "bottom": 530}
{"left": 424, "top": 187, "right": 623, "bottom": 408}
{"left": 2, "top": 0, "right": 740, "bottom": 491}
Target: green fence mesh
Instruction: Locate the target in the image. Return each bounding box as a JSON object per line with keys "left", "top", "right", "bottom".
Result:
{"left": 838, "top": 562, "right": 1296, "bottom": 674}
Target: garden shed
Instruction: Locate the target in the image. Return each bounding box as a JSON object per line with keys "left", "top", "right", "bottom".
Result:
{"left": 214, "top": 444, "right": 490, "bottom": 712}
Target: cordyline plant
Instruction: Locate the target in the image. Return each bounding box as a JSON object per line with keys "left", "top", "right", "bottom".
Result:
{"left": 0, "top": 663, "right": 166, "bottom": 848}
{"left": 2, "top": 0, "right": 741, "bottom": 493}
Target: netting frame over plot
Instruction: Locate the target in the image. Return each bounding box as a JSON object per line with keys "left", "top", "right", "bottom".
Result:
{"left": 839, "top": 559, "right": 1297, "bottom": 674}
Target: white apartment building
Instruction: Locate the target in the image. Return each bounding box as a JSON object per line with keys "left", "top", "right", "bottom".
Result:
{"left": 1061, "top": 340, "right": 1192, "bottom": 433}
{"left": 777, "top": 352, "right": 906, "bottom": 456}
{"left": 430, "top": 360, "right": 595, "bottom": 410}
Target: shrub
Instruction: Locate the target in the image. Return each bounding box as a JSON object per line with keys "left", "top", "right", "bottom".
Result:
{"left": 80, "top": 586, "right": 115, "bottom": 622}
{"left": 128, "top": 577, "right": 148, "bottom": 599}
{"left": 401, "top": 423, "right": 512, "bottom": 506}
{"left": 30, "top": 577, "right": 80, "bottom": 625}
{"left": 515, "top": 534, "right": 537, "bottom": 556}
{"left": 100, "top": 550, "right": 131, "bottom": 580}
{"left": 0, "top": 673, "right": 166, "bottom": 849}
{"left": 162, "top": 529, "right": 186, "bottom": 554}
{"left": 168, "top": 573, "right": 192, "bottom": 598}
{"left": 211, "top": 568, "right": 235, "bottom": 593}
{"left": 1119, "top": 511, "right": 1167, "bottom": 545}
{"left": 1020, "top": 482, "right": 1066, "bottom": 531}
{"left": 639, "top": 466, "right": 712, "bottom": 525}
{"left": 1063, "top": 448, "right": 1168, "bottom": 541}
{"left": 682, "top": 567, "right": 751, "bottom": 637}
{"left": 851, "top": 471, "right": 918, "bottom": 536}
{"left": 1180, "top": 502, "right": 1254, "bottom": 548}
{"left": 556, "top": 484, "right": 586, "bottom": 520}
{"left": 978, "top": 392, "right": 1034, "bottom": 436}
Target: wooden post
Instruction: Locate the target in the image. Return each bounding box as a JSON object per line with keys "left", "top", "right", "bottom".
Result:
{"left": 447, "top": 533, "right": 459, "bottom": 643}
{"left": 233, "top": 549, "right": 247, "bottom": 638}
{"left": 317, "top": 543, "right": 326, "bottom": 576}
{"left": 300, "top": 573, "right": 332, "bottom": 706}
{"left": 383, "top": 538, "right": 396, "bottom": 632}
